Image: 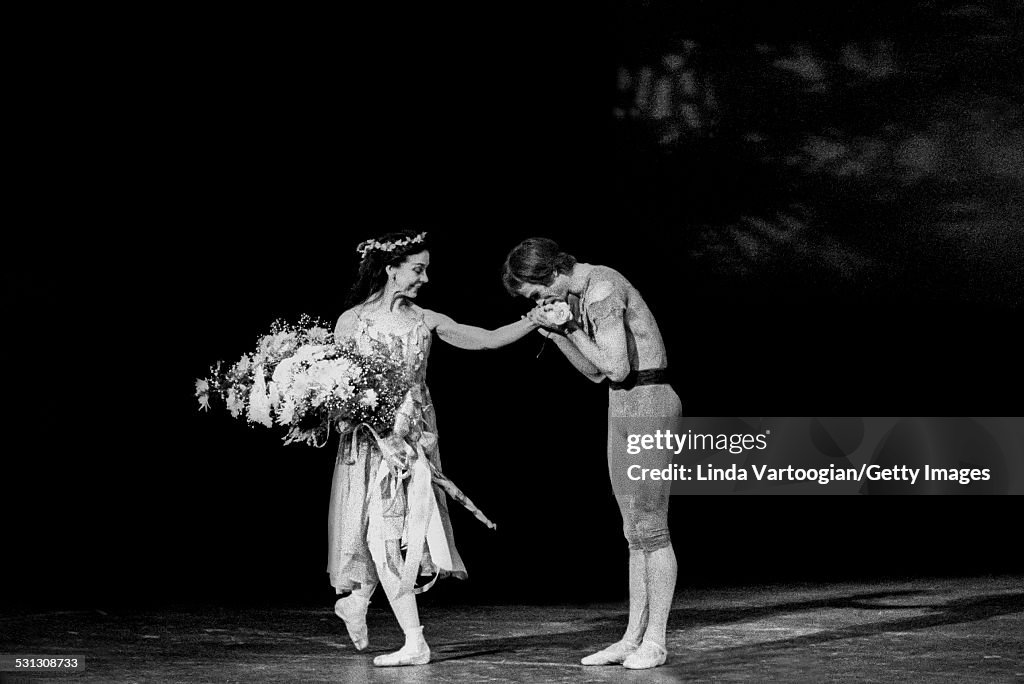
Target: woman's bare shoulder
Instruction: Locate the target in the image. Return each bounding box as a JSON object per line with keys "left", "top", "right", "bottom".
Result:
{"left": 334, "top": 308, "right": 361, "bottom": 335}
{"left": 411, "top": 304, "right": 446, "bottom": 330}
{"left": 336, "top": 307, "right": 361, "bottom": 323}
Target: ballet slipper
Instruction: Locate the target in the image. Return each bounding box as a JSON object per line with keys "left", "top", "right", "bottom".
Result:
{"left": 622, "top": 640, "right": 668, "bottom": 669}
{"left": 580, "top": 638, "right": 640, "bottom": 665}
{"left": 334, "top": 595, "right": 370, "bottom": 651}
{"left": 372, "top": 626, "right": 430, "bottom": 667}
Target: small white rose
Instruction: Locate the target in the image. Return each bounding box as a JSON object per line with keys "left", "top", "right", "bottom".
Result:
{"left": 538, "top": 301, "right": 572, "bottom": 326}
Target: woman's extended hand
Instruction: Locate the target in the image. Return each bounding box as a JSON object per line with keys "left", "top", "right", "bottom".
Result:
{"left": 521, "top": 311, "right": 551, "bottom": 336}
{"left": 525, "top": 305, "right": 556, "bottom": 331}
{"left": 527, "top": 301, "right": 578, "bottom": 335}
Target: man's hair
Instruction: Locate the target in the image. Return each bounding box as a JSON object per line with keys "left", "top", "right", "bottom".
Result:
{"left": 501, "top": 237, "right": 577, "bottom": 296}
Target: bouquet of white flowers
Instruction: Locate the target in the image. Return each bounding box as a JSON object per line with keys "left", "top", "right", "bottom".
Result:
{"left": 197, "top": 314, "right": 499, "bottom": 533}
{"left": 195, "top": 316, "right": 412, "bottom": 446}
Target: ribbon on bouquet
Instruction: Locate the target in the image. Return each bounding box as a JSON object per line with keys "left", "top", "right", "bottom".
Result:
{"left": 343, "top": 392, "right": 496, "bottom": 596}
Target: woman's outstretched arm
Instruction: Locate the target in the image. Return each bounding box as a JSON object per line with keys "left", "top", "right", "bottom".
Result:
{"left": 423, "top": 309, "right": 538, "bottom": 350}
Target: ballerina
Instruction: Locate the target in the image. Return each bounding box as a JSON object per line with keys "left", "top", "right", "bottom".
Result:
{"left": 330, "top": 230, "right": 538, "bottom": 667}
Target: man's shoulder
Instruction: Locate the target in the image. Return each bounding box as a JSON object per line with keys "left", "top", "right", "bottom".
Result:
{"left": 585, "top": 265, "right": 631, "bottom": 302}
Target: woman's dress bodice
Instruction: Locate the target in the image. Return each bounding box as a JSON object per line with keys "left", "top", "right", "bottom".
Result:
{"left": 331, "top": 305, "right": 472, "bottom": 595}
{"left": 353, "top": 308, "right": 431, "bottom": 385}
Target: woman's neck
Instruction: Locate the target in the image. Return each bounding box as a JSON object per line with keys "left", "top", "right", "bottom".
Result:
{"left": 361, "top": 287, "right": 410, "bottom": 314}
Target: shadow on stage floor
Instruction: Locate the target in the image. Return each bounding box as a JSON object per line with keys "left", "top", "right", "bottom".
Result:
{"left": 1, "top": 575, "right": 1021, "bottom": 682}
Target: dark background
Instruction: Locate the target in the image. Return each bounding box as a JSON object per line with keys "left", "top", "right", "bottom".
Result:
{"left": 5, "top": 2, "right": 1022, "bottom": 612}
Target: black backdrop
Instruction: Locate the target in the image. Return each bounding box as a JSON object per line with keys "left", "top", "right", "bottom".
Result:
{"left": 4, "top": 2, "right": 1021, "bottom": 611}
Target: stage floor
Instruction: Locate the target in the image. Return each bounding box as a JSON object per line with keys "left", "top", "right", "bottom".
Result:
{"left": 2, "top": 576, "right": 1021, "bottom": 682}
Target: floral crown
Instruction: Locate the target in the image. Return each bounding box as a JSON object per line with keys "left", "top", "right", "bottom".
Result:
{"left": 356, "top": 232, "right": 428, "bottom": 260}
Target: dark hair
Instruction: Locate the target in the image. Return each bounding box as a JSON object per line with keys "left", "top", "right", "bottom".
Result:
{"left": 345, "top": 230, "right": 431, "bottom": 308}
{"left": 501, "top": 237, "right": 577, "bottom": 296}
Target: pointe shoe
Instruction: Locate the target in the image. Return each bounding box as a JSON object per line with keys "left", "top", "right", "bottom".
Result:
{"left": 622, "top": 640, "right": 668, "bottom": 669}
{"left": 580, "top": 639, "right": 640, "bottom": 665}
{"left": 373, "top": 627, "right": 430, "bottom": 667}
{"left": 334, "top": 595, "right": 369, "bottom": 651}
